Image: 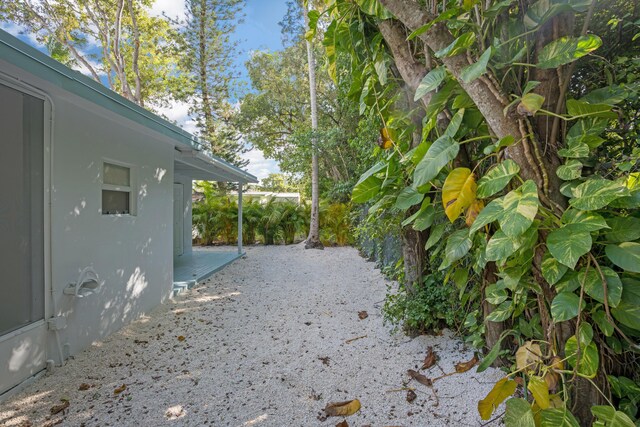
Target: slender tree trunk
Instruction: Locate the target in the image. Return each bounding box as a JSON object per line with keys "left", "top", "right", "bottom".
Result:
{"left": 304, "top": 5, "right": 323, "bottom": 250}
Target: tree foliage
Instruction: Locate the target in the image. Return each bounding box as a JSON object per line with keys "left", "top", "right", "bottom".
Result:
{"left": 314, "top": 0, "right": 640, "bottom": 424}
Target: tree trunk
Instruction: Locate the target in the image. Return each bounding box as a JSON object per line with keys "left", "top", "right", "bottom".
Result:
{"left": 304, "top": 5, "right": 323, "bottom": 250}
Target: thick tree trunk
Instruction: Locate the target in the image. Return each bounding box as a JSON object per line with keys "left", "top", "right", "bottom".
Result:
{"left": 304, "top": 5, "right": 323, "bottom": 250}
{"left": 379, "top": 0, "right": 565, "bottom": 209}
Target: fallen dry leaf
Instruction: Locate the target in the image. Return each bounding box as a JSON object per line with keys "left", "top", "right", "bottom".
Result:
{"left": 134, "top": 339, "right": 148, "bottom": 344}
{"left": 408, "top": 369, "right": 432, "bottom": 387}
{"left": 324, "top": 399, "right": 361, "bottom": 417}
{"left": 177, "top": 335, "right": 186, "bottom": 342}
{"left": 358, "top": 311, "right": 368, "bottom": 320}
{"left": 455, "top": 354, "right": 478, "bottom": 373}
{"left": 113, "top": 384, "right": 127, "bottom": 394}
{"left": 50, "top": 400, "right": 69, "bottom": 415}
{"left": 18, "top": 420, "right": 33, "bottom": 427}
{"left": 78, "top": 383, "right": 91, "bottom": 391}
{"left": 318, "top": 356, "right": 330, "bottom": 366}
{"left": 421, "top": 346, "right": 437, "bottom": 370}
{"left": 42, "top": 420, "right": 63, "bottom": 427}
{"left": 336, "top": 421, "right": 349, "bottom": 427}
{"left": 406, "top": 389, "right": 417, "bottom": 403}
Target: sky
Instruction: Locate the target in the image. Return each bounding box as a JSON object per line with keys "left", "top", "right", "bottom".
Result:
{"left": 150, "top": 0, "right": 289, "bottom": 181}
{"left": 2, "top": 0, "right": 290, "bottom": 182}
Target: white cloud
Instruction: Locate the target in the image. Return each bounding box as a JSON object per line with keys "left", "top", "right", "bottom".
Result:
{"left": 150, "top": 0, "right": 186, "bottom": 21}
{"left": 1, "top": 22, "right": 40, "bottom": 46}
{"left": 242, "top": 147, "right": 280, "bottom": 182}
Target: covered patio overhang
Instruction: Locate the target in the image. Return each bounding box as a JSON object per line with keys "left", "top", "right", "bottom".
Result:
{"left": 172, "top": 145, "right": 257, "bottom": 294}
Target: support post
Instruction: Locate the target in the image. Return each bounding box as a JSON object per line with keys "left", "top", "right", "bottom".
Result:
{"left": 237, "top": 183, "right": 243, "bottom": 254}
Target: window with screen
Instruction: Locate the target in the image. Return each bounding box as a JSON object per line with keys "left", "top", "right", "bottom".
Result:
{"left": 102, "top": 162, "right": 134, "bottom": 215}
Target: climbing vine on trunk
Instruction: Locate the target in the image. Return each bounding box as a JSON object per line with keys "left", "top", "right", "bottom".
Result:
{"left": 311, "top": 0, "right": 640, "bottom": 425}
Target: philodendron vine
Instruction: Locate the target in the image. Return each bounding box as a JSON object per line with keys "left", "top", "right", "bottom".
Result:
{"left": 310, "top": 0, "right": 640, "bottom": 425}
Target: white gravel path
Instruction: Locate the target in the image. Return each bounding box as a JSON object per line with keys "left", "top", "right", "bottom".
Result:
{"left": 0, "top": 245, "right": 504, "bottom": 427}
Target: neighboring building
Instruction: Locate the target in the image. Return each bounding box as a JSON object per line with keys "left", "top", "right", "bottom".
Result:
{"left": 242, "top": 191, "right": 301, "bottom": 204}
{"left": 0, "top": 30, "right": 257, "bottom": 397}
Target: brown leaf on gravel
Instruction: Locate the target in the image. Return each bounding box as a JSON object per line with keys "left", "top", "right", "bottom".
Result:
{"left": 50, "top": 400, "right": 69, "bottom": 415}
{"left": 421, "top": 346, "right": 437, "bottom": 370}
{"left": 134, "top": 339, "right": 148, "bottom": 344}
{"left": 408, "top": 369, "right": 433, "bottom": 387}
{"left": 43, "top": 420, "right": 63, "bottom": 427}
{"left": 318, "top": 356, "right": 330, "bottom": 366}
{"left": 18, "top": 419, "right": 33, "bottom": 427}
{"left": 324, "top": 399, "right": 361, "bottom": 417}
{"left": 177, "top": 335, "right": 186, "bottom": 342}
{"left": 406, "top": 389, "right": 417, "bottom": 402}
{"left": 78, "top": 383, "right": 91, "bottom": 391}
{"left": 455, "top": 354, "right": 478, "bottom": 373}
{"left": 358, "top": 311, "right": 368, "bottom": 320}
{"left": 336, "top": 421, "right": 349, "bottom": 427}
{"left": 113, "top": 384, "right": 127, "bottom": 394}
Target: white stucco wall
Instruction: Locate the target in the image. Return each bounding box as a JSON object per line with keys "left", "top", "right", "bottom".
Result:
{"left": 50, "top": 95, "right": 175, "bottom": 358}
{"left": 0, "top": 61, "right": 178, "bottom": 362}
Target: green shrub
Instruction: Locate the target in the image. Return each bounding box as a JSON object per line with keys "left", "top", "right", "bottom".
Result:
{"left": 383, "top": 273, "right": 463, "bottom": 334}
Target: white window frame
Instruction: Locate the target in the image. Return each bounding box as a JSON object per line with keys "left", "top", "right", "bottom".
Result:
{"left": 101, "top": 159, "right": 137, "bottom": 216}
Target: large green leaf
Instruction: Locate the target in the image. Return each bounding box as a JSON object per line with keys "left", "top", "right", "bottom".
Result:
{"left": 413, "top": 204, "right": 436, "bottom": 231}
{"left": 498, "top": 180, "right": 539, "bottom": 237}
{"left": 355, "top": 0, "right": 393, "bottom": 18}
{"left": 537, "top": 35, "right": 602, "bottom": 69}
{"left": 566, "top": 99, "right": 616, "bottom": 119}
{"left": 565, "top": 337, "right": 599, "bottom": 378}
{"left": 460, "top": 47, "right": 492, "bottom": 83}
{"left": 605, "top": 216, "right": 640, "bottom": 243}
{"left": 414, "top": 66, "right": 447, "bottom": 101}
{"left": 561, "top": 209, "right": 609, "bottom": 232}
{"left": 486, "top": 229, "right": 524, "bottom": 261}
{"left": 606, "top": 242, "right": 640, "bottom": 273}
{"left": 413, "top": 135, "right": 459, "bottom": 188}
{"left": 541, "top": 250, "right": 568, "bottom": 285}
{"left": 395, "top": 186, "right": 424, "bottom": 210}
{"left": 476, "top": 159, "right": 520, "bottom": 199}
{"left": 435, "top": 31, "right": 476, "bottom": 58}
{"left": 352, "top": 176, "right": 382, "bottom": 203}
{"left": 591, "top": 406, "right": 635, "bottom": 427}
{"left": 504, "top": 398, "right": 536, "bottom": 427}
{"left": 469, "top": 198, "right": 504, "bottom": 234}
{"left": 569, "top": 178, "right": 630, "bottom": 210}
{"left": 579, "top": 267, "right": 623, "bottom": 308}
{"left": 425, "top": 223, "right": 445, "bottom": 250}
{"left": 612, "top": 279, "right": 640, "bottom": 332}
{"left": 556, "top": 160, "right": 583, "bottom": 181}
{"left": 547, "top": 226, "right": 592, "bottom": 269}
{"left": 443, "top": 229, "right": 473, "bottom": 266}
{"left": 486, "top": 300, "right": 513, "bottom": 322}
{"left": 551, "top": 292, "right": 581, "bottom": 322}
{"left": 540, "top": 408, "right": 580, "bottom": 427}
{"left": 519, "top": 93, "right": 545, "bottom": 115}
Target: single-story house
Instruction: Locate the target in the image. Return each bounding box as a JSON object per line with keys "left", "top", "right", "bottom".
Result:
{"left": 0, "top": 29, "right": 257, "bottom": 397}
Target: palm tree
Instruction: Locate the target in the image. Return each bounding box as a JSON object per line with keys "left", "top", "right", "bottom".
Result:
{"left": 303, "top": 3, "right": 323, "bottom": 250}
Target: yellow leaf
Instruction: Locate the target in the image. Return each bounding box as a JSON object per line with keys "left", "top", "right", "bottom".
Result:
{"left": 442, "top": 168, "right": 477, "bottom": 222}
{"left": 324, "top": 399, "right": 361, "bottom": 417}
{"left": 528, "top": 375, "right": 550, "bottom": 409}
{"left": 378, "top": 128, "right": 393, "bottom": 150}
{"left": 515, "top": 341, "right": 542, "bottom": 371}
{"left": 478, "top": 377, "right": 517, "bottom": 420}
{"left": 113, "top": 384, "right": 127, "bottom": 394}
{"left": 177, "top": 335, "right": 186, "bottom": 342}
{"left": 465, "top": 199, "right": 484, "bottom": 227}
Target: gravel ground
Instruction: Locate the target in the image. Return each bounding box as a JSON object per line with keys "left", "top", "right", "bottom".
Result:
{"left": 0, "top": 245, "right": 505, "bottom": 427}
